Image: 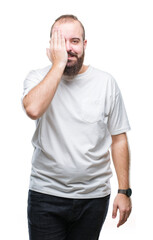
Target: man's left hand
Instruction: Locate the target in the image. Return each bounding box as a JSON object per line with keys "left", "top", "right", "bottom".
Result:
{"left": 112, "top": 194, "right": 132, "bottom": 227}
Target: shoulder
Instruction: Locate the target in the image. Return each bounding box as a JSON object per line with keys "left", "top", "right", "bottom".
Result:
{"left": 91, "top": 65, "right": 117, "bottom": 87}
{"left": 27, "top": 65, "right": 52, "bottom": 80}
{"left": 90, "top": 66, "right": 121, "bottom": 98}
{"left": 36, "top": 65, "right": 52, "bottom": 76}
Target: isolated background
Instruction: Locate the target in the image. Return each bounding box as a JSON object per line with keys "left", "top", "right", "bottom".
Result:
{"left": 0, "top": 0, "right": 152, "bottom": 239}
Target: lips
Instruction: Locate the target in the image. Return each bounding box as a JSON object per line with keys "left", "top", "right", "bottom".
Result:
{"left": 67, "top": 52, "right": 77, "bottom": 58}
{"left": 68, "top": 56, "right": 76, "bottom": 61}
{"left": 68, "top": 55, "right": 75, "bottom": 58}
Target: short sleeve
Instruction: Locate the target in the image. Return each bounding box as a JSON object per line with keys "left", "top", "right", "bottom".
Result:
{"left": 107, "top": 78, "right": 131, "bottom": 135}
{"left": 21, "top": 70, "right": 42, "bottom": 100}
{"left": 21, "top": 70, "right": 42, "bottom": 111}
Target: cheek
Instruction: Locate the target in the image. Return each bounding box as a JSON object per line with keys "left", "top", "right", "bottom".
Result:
{"left": 74, "top": 46, "right": 84, "bottom": 56}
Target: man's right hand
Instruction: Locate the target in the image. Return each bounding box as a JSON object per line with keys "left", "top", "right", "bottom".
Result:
{"left": 24, "top": 29, "right": 68, "bottom": 120}
{"left": 46, "top": 29, "right": 68, "bottom": 68}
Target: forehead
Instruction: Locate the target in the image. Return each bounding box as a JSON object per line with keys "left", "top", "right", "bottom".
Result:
{"left": 53, "top": 21, "right": 83, "bottom": 39}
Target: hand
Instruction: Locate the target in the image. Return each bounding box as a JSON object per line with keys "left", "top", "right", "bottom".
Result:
{"left": 46, "top": 29, "right": 68, "bottom": 68}
{"left": 112, "top": 194, "right": 132, "bottom": 228}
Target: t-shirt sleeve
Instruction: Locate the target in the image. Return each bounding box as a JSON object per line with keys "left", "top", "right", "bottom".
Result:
{"left": 21, "top": 70, "right": 42, "bottom": 111}
{"left": 107, "top": 78, "right": 131, "bottom": 135}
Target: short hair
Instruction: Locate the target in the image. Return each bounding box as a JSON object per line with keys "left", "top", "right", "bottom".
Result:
{"left": 50, "top": 14, "right": 85, "bottom": 40}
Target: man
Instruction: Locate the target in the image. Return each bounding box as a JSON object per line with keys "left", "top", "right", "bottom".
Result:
{"left": 22, "top": 14, "right": 132, "bottom": 240}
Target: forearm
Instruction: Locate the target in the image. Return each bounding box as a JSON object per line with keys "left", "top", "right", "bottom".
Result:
{"left": 23, "top": 29, "right": 68, "bottom": 120}
{"left": 111, "top": 133, "right": 131, "bottom": 189}
{"left": 23, "top": 64, "right": 64, "bottom": 120}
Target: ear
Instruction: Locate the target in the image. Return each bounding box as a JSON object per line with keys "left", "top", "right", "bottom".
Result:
{"left": 83, "top": 40, "right": 87, "bottom": 50}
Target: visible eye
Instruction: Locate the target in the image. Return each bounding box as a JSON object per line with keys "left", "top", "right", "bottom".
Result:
{"left": 72, "top": 39, "right": 79, "bottom": 44}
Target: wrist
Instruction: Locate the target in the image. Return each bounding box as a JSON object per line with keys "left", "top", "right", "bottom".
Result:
{"left": 51, "top": 63, "right": 66, "bottom": 78}
{"left": 118, "top": 181, "right": 130, "bottom": 190}
{"left": 53, "top": 61, "right": 66, "bottom": 70}
{"left": 118, "top": 188, "right": 132, "bottom": 197}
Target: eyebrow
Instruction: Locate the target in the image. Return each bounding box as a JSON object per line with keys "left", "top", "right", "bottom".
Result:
{"left": 71, "top": 38, "right": 80, "bottom": 41}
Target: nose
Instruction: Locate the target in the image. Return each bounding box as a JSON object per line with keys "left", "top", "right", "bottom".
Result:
{"left": 65, "top": 40, "right": 72, "bottom": 52}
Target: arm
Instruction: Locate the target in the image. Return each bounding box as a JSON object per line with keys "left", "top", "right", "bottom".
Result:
{"left": 111, "top": 133, "right": 132, "bottom": 227}
{"left": 23, "top": 29, "right": 67, "bottom": 120}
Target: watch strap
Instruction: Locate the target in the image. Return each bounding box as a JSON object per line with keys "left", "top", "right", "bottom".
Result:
{"left": 118, "top": 188, "right": 132, "bottom": 197}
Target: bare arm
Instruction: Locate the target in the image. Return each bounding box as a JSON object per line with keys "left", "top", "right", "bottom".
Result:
{"left": 23, "top": 29, "right": 67, "bottom": 120}
{"left": 111, "top": 133, "right": 132, "bottom": 227}
{"left": 111, "top": 133, "right": 130, "bottom": 189}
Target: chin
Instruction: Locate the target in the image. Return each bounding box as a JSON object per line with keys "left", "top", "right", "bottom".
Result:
{"left": 66, "top": 61, "right": 76, "bottom": 67}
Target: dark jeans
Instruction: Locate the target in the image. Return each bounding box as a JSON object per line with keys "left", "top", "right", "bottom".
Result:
{"left": 28, "top": 190, "right": 110, "bottom": 240}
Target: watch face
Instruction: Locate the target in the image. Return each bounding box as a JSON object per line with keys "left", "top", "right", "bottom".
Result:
{"left": 127, "top": 188, "right": 132, "bottom": 197}
{"left": 118, "top": 188, "right": 132, "bottom": 197}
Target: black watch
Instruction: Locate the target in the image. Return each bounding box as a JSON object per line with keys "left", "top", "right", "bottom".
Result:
{"left": 118, "top": 188, "right": 132, "bottom": 197}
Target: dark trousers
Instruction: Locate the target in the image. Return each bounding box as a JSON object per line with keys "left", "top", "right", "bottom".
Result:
{"left": 28, "top": 190, "right": 110, "bottom": 240}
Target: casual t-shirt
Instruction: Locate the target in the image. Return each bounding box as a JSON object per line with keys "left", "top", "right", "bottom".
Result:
{"left": 22, "top": 65, "right": 131, "bottom": 199}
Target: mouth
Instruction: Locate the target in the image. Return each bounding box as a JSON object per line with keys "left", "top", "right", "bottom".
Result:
{"left": 68, "top": 56, "right": 76, "bottom": 59}
{"left": 67, "top": 52, "right": 77, "bottom": 58}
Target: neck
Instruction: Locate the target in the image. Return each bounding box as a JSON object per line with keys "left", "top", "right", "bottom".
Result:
{"left": 78, "top": 65, "right": 89, "bottom": 74}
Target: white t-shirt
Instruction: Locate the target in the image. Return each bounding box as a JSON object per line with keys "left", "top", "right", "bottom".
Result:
{"left": 22, "top": 65, "right": 131, "bottom": 199}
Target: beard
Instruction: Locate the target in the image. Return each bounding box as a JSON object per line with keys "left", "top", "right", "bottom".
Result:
{"left": 63, "top": 50, "right": 85, "bottom": 76}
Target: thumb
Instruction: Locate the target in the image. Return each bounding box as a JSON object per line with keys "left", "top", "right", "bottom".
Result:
{"left": 112, "top": 203, "right": 118, "bottom": 219}
{"left": 46, "top": 48, "right": 50, "bottom": 57}
{"left": 46, "top": 48, "right": 52, "bottom": 62}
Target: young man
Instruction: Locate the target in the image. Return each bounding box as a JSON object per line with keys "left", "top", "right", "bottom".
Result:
{"left": 22, "top": 14, "right": 132, "bottom": 240}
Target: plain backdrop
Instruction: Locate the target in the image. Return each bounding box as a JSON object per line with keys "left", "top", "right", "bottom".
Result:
{"left": 0, "top": 0, "right": 153, "bottom": 239}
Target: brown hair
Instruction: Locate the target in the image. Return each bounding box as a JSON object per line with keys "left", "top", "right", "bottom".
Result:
{"left": 50, "top": 14, "right": 85, "bottom": 40}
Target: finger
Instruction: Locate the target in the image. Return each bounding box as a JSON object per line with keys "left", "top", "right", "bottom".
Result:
{"left": 61, "top": 32, "right": 66, "bottom": 48}
{"left": 49, "top": 39, "right": 52, "bottom": 49}
{"left": 57, "top": 29, "right": 61, "bottom": 46}
{"left": 124, "top": 208, "right": 131, "bottom": 222}
{"left": 46, "top": 48, "right": 50, "bottom": 57}
{"left": 54, "top": 30, "right": 58, "bottom": 48}
{"left": 50, "top": 32, "right": 53, "bottom": 48}
{"left": 112, "top": 204, "right": 118, "bottom": 219}
{"left": 52, "top": 30, "right": 58, "bottom": 49}
{"left": 117, "top": 211, "right": 126, "bottom": 228}
{"left": 46, "top": 48, "right": 51, "bottom": 61}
